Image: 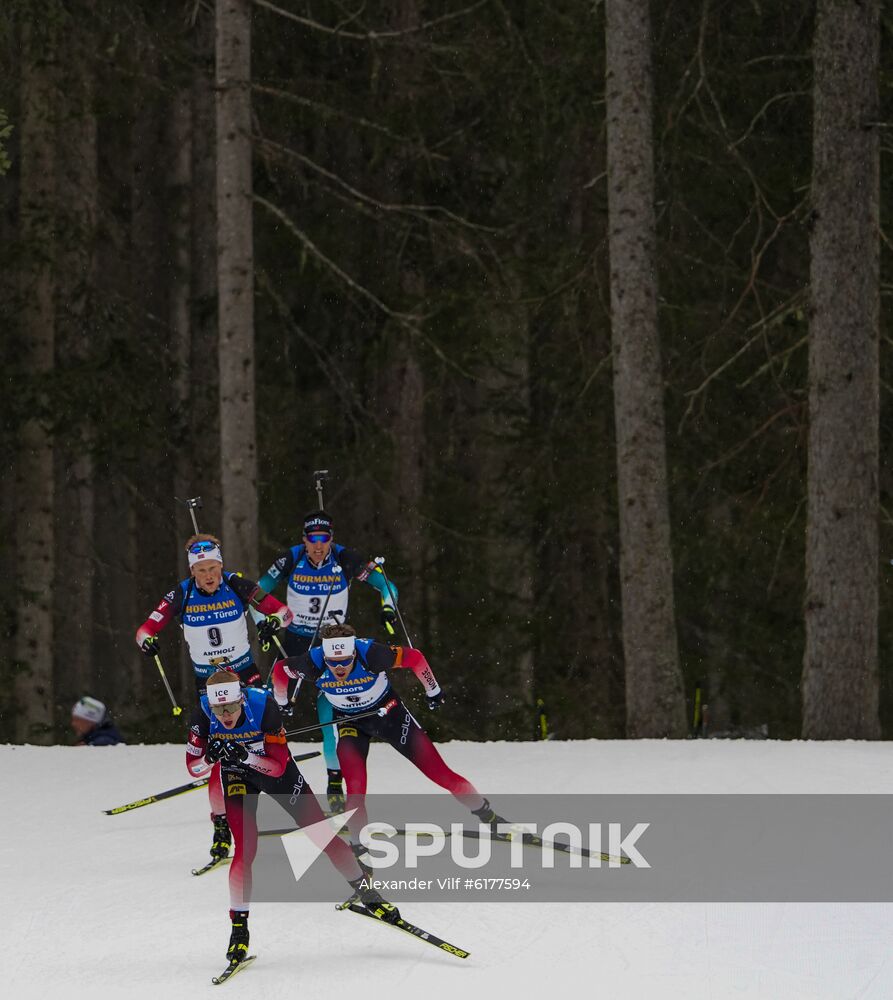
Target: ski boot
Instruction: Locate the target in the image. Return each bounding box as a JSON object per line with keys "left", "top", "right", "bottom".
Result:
{"left": 326, "top": 769, "right": 346, "bottom": 813}
{"left": 471, "top": 798, "right": 509, "bottom": 829}
{"left": 350, "top": 841, "right": 374, "bottom": 878}
{"left": 210, "top": 814, "right": 232, "bottom": 860}
{"left": 348, "top": 877, "right": 401, "bottom": 924}
{"left": 227, "top": 910, "right": 250, "bottom": 962}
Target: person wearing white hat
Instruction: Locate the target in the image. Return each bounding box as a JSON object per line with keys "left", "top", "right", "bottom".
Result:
{"left": 185, "top": 668, "right": 399, "bottom": 969}
{"left": 134, "top": 532, "right": 295, "bottom": 866}
{"left": 271, "top": 623, "right": 506, "bottom": 854}
{"left": 70, "top": 697, "right": 124, "bottom": 746}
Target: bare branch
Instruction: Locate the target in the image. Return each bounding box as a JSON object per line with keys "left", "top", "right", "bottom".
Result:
{"left": 256, "top": 135, "right": 503, "bottom": 234}
{"left": 254, "top": 194, "right": 473, "bottom": 376}
{"left": 728, "top": 90, "right": 808, "bottom": 151}
{"left": 252, "top": 0, "right": 491, "bottom": 41}
{"left": 252, "top": 84, "right": 446, "bottom": 158}
{"left": 254, "top": 268, "right": 381, "bottom": 432}
{"left": 698, "top": 403, "right": 801, "bottom": 475}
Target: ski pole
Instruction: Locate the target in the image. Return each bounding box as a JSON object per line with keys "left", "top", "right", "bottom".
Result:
{"left": 102, "top": 751, "right": 321, "bottom": 815}
{"left": 284, "top": 707, "right": 382, "bottom": 738}
{"left": 286, "top": 564, "right": 343, "bottom": 706}
{"left": 306, "top": 562, "right": 343, "bottom": 650}
{"left": 175, "top": 495, "right": 204, "bottom": 534}
{"left": 313, "top": 469, "right": 329, "bottom": 509}
{"left": 263, "top": 632, "right": 291, "bottom": 686}
{"left": 373, "top": 557, "right": 412, "bottom": 648}
{"left": 692, "top": 681, "right": 702, "bottom": 736}
{"left": 154, "top": 654, "right": 183, "bottom": 716}
{"left": 536, "top": 698, "right": 549, "bottom": 740}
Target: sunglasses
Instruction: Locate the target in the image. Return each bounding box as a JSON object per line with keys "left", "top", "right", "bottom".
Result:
{"left": 210, "top": 701, "right": 242, "bottom": 718}
{"left": 305, "top": 532, "right": 332, "bottom": 544}
{"left": 189, "top": 540, "right": 218, "bottom": 554}
{"left": 324, "top": 656, "right": 354, "bottom": 668}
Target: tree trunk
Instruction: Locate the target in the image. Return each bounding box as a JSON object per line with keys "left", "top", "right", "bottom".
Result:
{"left": 169, "top": 79, "right": 195, "bottom": 696}
{"left": 129, "top": 26, "right": 171, "bottom": 716}
{"left": 605, "top": 0, "right": 686, "bottom": 738}
{"left": 15, "top": 15, "right": 57, "bottom": 743}
{"left": 802, "top": 0, "right": 880, "bottom": 739}
{"left": 216, "top": 0, "right": 257, "bottom": 572}
{"left": 54, "top": 0, "right": 97, "bottom": 717}
{"left": 186, "top": 6, "right": 221, "bottom": 690}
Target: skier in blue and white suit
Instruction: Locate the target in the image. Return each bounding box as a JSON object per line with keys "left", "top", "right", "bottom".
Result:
{"left": 135, "top": 533, "right": 294, "bottom": 863}
{"left": 252, "top": 509, "right": 401, "bottom": 807}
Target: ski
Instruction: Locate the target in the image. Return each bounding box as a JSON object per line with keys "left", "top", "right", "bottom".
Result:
{"left": 192, "top": 856, "right": 233, "bottom": 877}
{"left": 337, "top": 900, "right": 470, "bottom": 959}
{"left": 103, "top": 751, "right": 320, "bottom": 816}
{"left": 211, "top": 954, "right": 256, "bottom": 985}
{"left": 258, "top": 823, "right": 628, "bottom": 864}
{"left": 103, "top": 778, "right": 209, "bottom": 815}
{"left": 460, "top": 826, "right": 631, "bottom": 865}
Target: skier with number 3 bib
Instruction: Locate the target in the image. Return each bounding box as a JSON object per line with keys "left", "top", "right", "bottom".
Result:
{"left": 134, "top": 534, "right": 294, "bottom": 863}
{"left": 251, "top": 510, "right": 400, "bottom": 810}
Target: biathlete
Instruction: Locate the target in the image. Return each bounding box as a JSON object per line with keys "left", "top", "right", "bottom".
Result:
{"left": 135, "top": 534, "right": 293, "bottom": 861}
{"left": 252, "top": 509, "right": 401, "bottom": 808}
{"left": 271, "top": 623, "right": 505, "bottom": 849}
{"left": 186, "top": 669, "right": 398, "bottom": 965}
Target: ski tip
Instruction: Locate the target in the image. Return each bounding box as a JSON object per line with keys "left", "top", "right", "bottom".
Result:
{"left": 211, "top": 954, "right": 256, "bottom": 985}
{"left": 440, "top": 943, "right": 471, "bottom": 959}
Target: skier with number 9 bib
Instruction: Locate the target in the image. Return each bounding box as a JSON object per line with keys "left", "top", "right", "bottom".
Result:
{"left": 251, "top": 510, "right": 400, "bottom": 810}
{"left": 134, "top": 533, "right": 294, "bottom": 863}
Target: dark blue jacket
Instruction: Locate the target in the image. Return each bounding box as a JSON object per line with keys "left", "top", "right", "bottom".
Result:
{"left": 82, "top": 720, "right": 125, "bottom": 746}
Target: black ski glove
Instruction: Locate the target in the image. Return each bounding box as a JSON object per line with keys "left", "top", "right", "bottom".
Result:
{"left": 207, "top": 738, "right": 249, "bottom": 766}
{"left": 426, "top": 690, "right": 444, "bottom": 712}
{"left": 257, "top": 616, "right": 280, "bottom": 643}
{"left": 140, "top": 636, "right": 160, "bottom": 657}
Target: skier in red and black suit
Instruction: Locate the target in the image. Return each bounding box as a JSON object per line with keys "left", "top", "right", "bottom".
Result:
{"left": 271, "top": 623, "right": 506, "bottom": 848}
{"left": 135, "top": 533, "right": 293, "bottom": 862}
{"left": 186, "top": 669, "right": 398, "bottom": 966}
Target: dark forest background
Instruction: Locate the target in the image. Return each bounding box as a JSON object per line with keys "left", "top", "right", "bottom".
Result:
{"left": 2, "top": 0, "right": 892, "bottom": 745}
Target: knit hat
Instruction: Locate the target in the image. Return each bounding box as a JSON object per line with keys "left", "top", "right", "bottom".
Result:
{"left": 72, "top": 696, "right": 107, "bottom": 725}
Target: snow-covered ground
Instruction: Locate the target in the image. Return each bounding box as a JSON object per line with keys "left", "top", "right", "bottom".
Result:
{"left": 8, "top": 739, "right": 893, "bottom": 999}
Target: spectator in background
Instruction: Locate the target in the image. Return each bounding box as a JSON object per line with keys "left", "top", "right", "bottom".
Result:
{"left": 70, "top": 697, "right": 125, "bottom": 746}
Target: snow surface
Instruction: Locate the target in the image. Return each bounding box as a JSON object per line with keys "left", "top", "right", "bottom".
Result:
{"left": 8, "top": 739, "right": 893, "bottom": 999}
